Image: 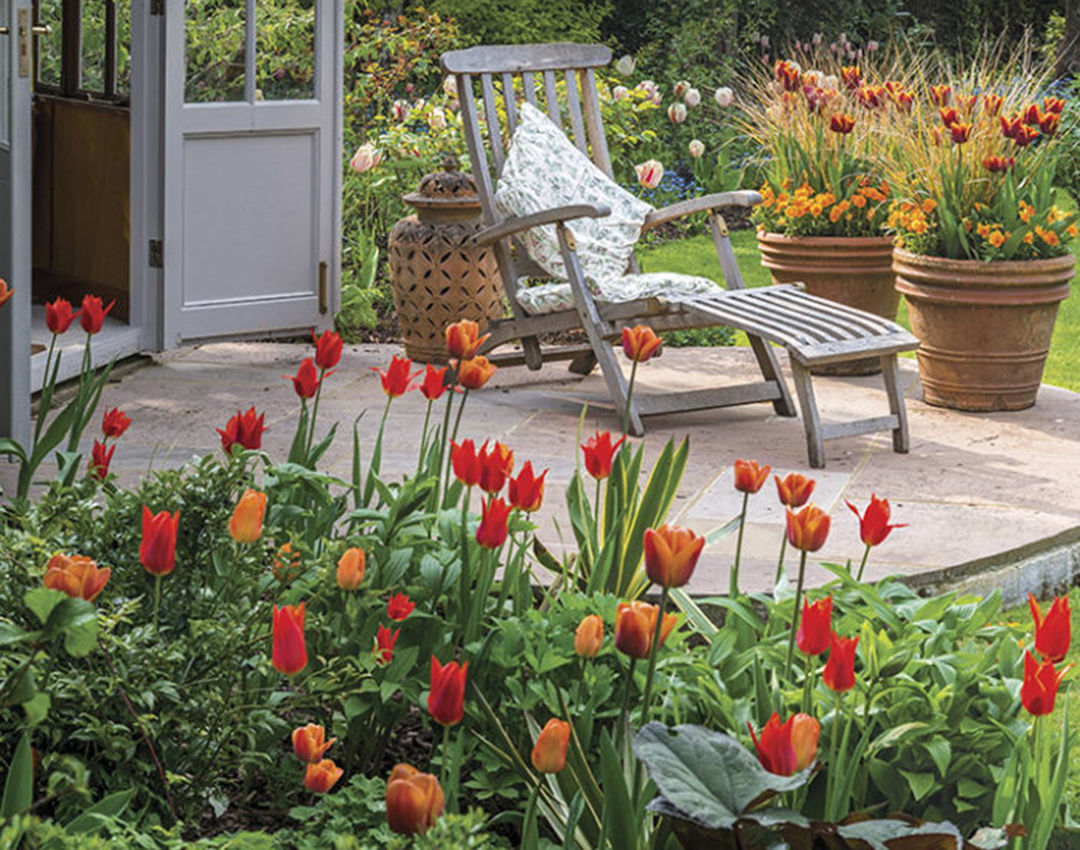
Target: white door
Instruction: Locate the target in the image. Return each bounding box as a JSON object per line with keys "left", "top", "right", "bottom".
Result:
{"left": 0, "top": 0, "right": 33, "bottom": 443}
{"left": 161, "top": 0, "right": 342, "bottom": 345}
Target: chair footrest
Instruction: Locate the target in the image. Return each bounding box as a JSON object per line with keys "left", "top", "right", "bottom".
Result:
{"left": 487, "top": 344, "right": 593, "bottom": 367}
{"left": 635, "top": 383, "right": 782, "bottom": 416}
{"left": 820, "top": 414, "right": 900, "bottom": 441}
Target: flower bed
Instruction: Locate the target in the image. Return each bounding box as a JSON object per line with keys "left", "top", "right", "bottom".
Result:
{"left": 0, "top": 295, "right": 1076, "bottom": 849}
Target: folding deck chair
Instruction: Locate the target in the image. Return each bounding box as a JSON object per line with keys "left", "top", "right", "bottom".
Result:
{"left": 441, "top": 43, "right": 919, "bottom": 468}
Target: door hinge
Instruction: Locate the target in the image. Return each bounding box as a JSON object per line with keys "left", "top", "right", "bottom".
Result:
{"left": 150, "top": 0, "right": 164, "bottom": 15}
{"left": 318, "top": 260, "right": 328, "bottom": 314}
{"left": 148, "top": 239, "right": 163, "bottom": 268}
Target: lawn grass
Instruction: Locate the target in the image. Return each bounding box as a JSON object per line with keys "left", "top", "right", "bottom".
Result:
{"left": 638, "top": 227, "right": 1079, "bottom": 392}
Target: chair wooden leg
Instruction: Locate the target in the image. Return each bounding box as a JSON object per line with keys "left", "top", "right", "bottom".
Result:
{"left": 748, "top": 335, "right": 798, "bottom": 417}
{"left": 789, "top": 354, "right": 825, "bottom": 469}
{"left": 881, "top": 354, "right": 910, "bottom": 454}
{"left": 568, "top": 349, "right": 597, "bottom": 376}
{"left": 521, "top": 336, "right": 544, "bottom": 371}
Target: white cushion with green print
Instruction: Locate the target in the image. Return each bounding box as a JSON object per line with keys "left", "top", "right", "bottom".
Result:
{"left": 496, "top": 102, "right": 719, "bottom": 316}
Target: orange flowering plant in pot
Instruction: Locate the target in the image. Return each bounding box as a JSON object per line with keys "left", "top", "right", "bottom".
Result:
{"left": 742, "top": 51, "right": 907, "bottom": 374}
{"left": 884, "top": 42, "right": 1077, "bottom": 412}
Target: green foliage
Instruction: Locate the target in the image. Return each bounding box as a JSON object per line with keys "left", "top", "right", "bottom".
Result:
{"left": 430, "top": 0, "right": 611, "bottom": 46}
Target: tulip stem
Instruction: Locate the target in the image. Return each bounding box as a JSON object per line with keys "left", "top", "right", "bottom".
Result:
{"left": 638, "top": 586, "right": 669, "bottom": 730}
{"left": 457, "top": 486, "right": 472, "bottom": 641}
{"left": 855, "top": 543, "right": 871, "bottom": 582}
{"left": 438, "top": 722, "right": 452, "bottom": 797}
{"left": 305, "top": 370, "right": 325, "bottom": 463}
{"left": 622, "top": 360, "right": 639, "bottom": 436}
{"left": 784, "top": 550, "right": 808, "bottom": 683}
{"left": 802, "top": 652, "right": 815, "bottom": 715}
{"left": 435, "top": 388, "right": 455, "bottom": 509}
{"left": 153, "top": 574, "right": 162, "bottom": 639}
{"left": 774, "top": 536, "right": 788, "bottom": 588}
{"left": 825, "top": 689, "right": 844, "bottom": 820}
{"left": 443, "top": 388, "right": 470, "bottom": 509}
{"left": 614, "top": 657, "right": 637, "bottom": 754}
{"left": 417, "top": 398, "right": 433, "bottom": 479}
{"left": 731, "top": 492, "right": 749, "bottom": 599}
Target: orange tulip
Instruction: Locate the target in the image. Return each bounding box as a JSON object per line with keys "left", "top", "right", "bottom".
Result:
{"left": 1029, "top": 594, "right": 1071, "bottom": 663}
{"left": 336, "top": 548, "right": 366, "bottom": 590}
{"left": 791, "top": 713, "right": 820, "bottom": 771}
{"left": 621, "top": 325, "right": 663, "bottom": 362}
{"left": 734, "top": 459, "right": 770, "bottom": 494}
{"left": 1021, "top": 650, "right": 1069, "bottom": 716}
{"left": 292, "top": 723, "right": 335, "bottom": 763}
{"left": 929, "top": 84, "right": 951, "bottom": 106}
{"left": 445, "top": 319, "right": 490, "bottom": 360}
{"left": 272, "top": 602, "right": 307, "bottom": 676}
{"left": 531, "top": 719, "right": 571, "bottom": 773}
{"left": 386, "top": 763, "right": 444, "bottom": 835}
{"left": 228, "top": 490, "right": 266, "bottom": 544}
{"left": 428, "top": 657, "right": 468, "bottom": 726}
{"left": 823, "top": 631, "right": 858, "bottom": 692}
{"left": 0, "top": 280, "right": 14, "bottom": 308}
{"left": 303, "top": 759, "right": 343, "bottom": 793}
{"left": 453, "top": 355, "right": 497, "bottom": 390}
{"left": 43, "top": 554, "right": 111, "bottom": 603}
{"left": 574, "top": 614, "right": 604, "bottom": 658}
{"left": 785, "top": 504, "right": 830, "bottom": 552}
{"left": 643, "top": 524, "right": 705, "bottom": 588}
{"left": 140, "top": 506, "right": 179, "bottom": 576}
{"left": 614, "top": 601, "right": 677, "bottom": 660}
{"left": 775, "top": 473, "right": 815, "bottom": 508}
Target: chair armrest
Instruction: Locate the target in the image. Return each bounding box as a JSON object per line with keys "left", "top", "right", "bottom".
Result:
{"left": 642, "top": 190, "right": 763, "bottom": 231}
{"left": 473, "top": 203, "right": 611, "bottom": 246}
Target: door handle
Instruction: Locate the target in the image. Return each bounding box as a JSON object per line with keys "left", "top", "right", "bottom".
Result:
{"left": 31, "top": 24, "right": 50, "bottom": 35}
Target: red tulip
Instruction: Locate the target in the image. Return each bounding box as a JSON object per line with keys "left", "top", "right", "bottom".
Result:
{"left": 89, "top": 440, "right": 115, "bottom": 481}
{"left": 775, "top": 472, "right": 815, "bottom": 508}
{"left": 581, "top": 431, "right": 625, "bottom": 480}
{"left": 983, "top": 155, "right": 1015, "bottom": 173}
{"left": 846, "top": 495, "right": 905, "bottom": 547}
{"left": 387, "top": 592, "right": 415, "bottom": 621}
{"left": 823, "top": 632, "right": 858, "bottom": 692}
{"left": 451, "top": 439, "right": 483, "bottom": 487}
{"left": 428, "top": 657, "right": 468, "bottom": 726}
{"left": 734, "top": 459, "right": 770, "bottom": 494}
{"left": 796, "top": 595, "right": 833, "bottom": 656}
{"left": 373, "top": 624, "right": 400, "bottom": 665}
{"left": 101, "top": 407, "right": 132, "bottom": 439}
{"left": 531, "top": 719, "right": 571, "bottom": 773}
{"left": 217, "top": 407, "right": 267, "bottom": 454}
{"left": 508, "top": 461, "right": 547, "bottom": 512}
{"left": 1029, "top": 594, "right": 1071, "bottom": 663}
{"left": 476, "top": 497, "right": 511, "bottom": 549}
{"left": 786, "top": 504, "right": 831, "bottom": 552}
{"left": 445, "top": 319, "right": 490, "bottom": 360}
{"left": 644, "top": 524, "right": 705, "bottom": 588}
{"left": 453, "top": 355, "right": 497, "bottom": 390}
{"left": 292, "top": 723, "right": 335, "bottom": 763}
{"left": 140, "top": 506, "right": 179, "bottom": 575}
{"left": 79, "top": 295, "right": 116, "bottom": 335}
{"left": 287, "top": 358, "right": 321, "bottom": 399}
{"left": 929, "top": 84, "right": 951, "bottom": 106}
{"left": 478, "top": 441, "right": 514, "bottom": 494}
{"left": 312, "top": 329, "right": 343, "bottom": 371}
{"left": 45, "top": 298, "right": 78, "bottom": 334}
{"left": 949, "top": 122, "right": 972, "bottom": 144}
{"left": 621, "top": 325, "right": 663, "bottom": 362}
{"left": 43, "top": 554, "right": 110, "bottom": 603}
{"left": 304, "top": 759, "right": 343, "bottom": 793}
{"left": 0, "top": 280, "right": 12, "bottom": 309}
{"left": 386, "top": 764, "right": 444, "bottom": 835}
{"left": 272, "top": 602, "right": 307, "bottom": 675}
{"left": 748, "top": 712, "right": 797, "bottom": 775}
{"left": 614, "top": 601, "right": 677, "bottom": 660}
{"left": 1021, "top": 650, "right": 1069, "bottom": 716}
{"left": 374, "top": 355, "right": 421, "bottom": 398}
{"left": 1013, "top": 125, "right": 1040, "bottom": 147}
{"left": 419, "top": 364, "right": 449, "bottom": 401}
{"left": 939, "top": 106, "right": 959, "bottom": 128}
{"left": 829, "top": 113, "right": 855, "bottom": 134}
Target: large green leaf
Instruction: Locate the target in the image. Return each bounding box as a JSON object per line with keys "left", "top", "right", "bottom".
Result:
{"left": 63, "top": 788, "right": 135, "bottom": 835}
{"left": 633, "top": 723, "right": 810, "bottom": 830}
{"left": 835, "top": 818, "right": 963, "bottom": 850}
{"left": 0, "top": 732, "right": 33, "bottom": 818}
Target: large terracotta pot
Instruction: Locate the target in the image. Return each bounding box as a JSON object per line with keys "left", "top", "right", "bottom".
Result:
{"left": 893, "top": 248, "right": 1073, "bottom": 411}
{"left": 757, "top": 233, "right": 899, "bottom": 375}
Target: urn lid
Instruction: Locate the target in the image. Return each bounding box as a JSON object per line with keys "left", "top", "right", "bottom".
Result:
{"left": 403, "top": 156, "right": 482, "bottom": 212}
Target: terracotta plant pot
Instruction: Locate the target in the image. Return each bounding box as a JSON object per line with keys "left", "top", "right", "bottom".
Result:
{"left": 893, "top": 248, "right": 1073, "bottom": 411}
{"left": 757, "top": 232, "right": 900, "bottom": 376}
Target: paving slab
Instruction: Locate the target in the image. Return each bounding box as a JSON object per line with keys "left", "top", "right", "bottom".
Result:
{"left": 3, "top": 341, "right": 1080, "bottom": 601}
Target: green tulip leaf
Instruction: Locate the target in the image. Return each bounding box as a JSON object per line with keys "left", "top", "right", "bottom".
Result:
{"left": 0, "top": 732, "right": 33, "bottom": 818}
{"left": 835, "top": 818, "right": 964, "bottom": 850}
{"left": 634, "top": 722, "right": 811, "bottom": 830}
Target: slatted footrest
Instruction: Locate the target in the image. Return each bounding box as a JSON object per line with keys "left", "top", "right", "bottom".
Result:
{"left": 664, "top": 284, "right": 919, "bottom": 366}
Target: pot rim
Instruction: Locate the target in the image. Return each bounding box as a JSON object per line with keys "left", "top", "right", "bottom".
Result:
{"left": 893, "top": 246, "right": 1076, "bottom": 273}
{"left": 756, "top": 231, "right": 895, "bottom": 247}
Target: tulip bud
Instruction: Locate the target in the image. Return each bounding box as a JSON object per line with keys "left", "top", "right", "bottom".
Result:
{"left": 272, "top": 602, "right": 307, "bottom": 676}
{"left": 614, "top": 601, "right": 677, "bottom": 660}
{"left": 574, "top": 614, "right": 604, "bottom": 658}
{"left": 140, "top": 506, "right": 179, "bottom": 576}
{"left": 350, "top": 143, "right": 382, "bottom": 173}
{"left": 684, "top": 87, "right": 701, "bottom": 107}
{"left": 386, "top": 764, "right": 444, "bottom": 835}
{"left": 428, "top": 657, "right": 468, "bottom": 726}
{"left": 634, "top": 160, "right": 664, "bottom": 190}
{"left": 734, "top": 459, "right": 770, "bottom": 494}
{"left": 822, "top": 632, "right": 858, "bottom": 692}
{"left": 688, "top": 139, "right": 705, "bottom": 158}
{"left": 229, "top": 489, "right": 266, "bottom": 544}
{"left": 531, "top": 719, "right": 571, "bottom": 773}
{"left": 714, "top": 86, "right": 735, "bottom": 107}
{"left": 453, "top": 355, "right": 497, "bottom": 389}
{"left": 336, "top": 548, "right": 366, "bottom": 590}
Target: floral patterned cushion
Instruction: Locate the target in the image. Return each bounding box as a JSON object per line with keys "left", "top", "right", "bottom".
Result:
{"left": 495, "top": 103, "right": 652, "bottom": 293}
{"left": 516, "top": 272, "right": 721, "bottom": 316}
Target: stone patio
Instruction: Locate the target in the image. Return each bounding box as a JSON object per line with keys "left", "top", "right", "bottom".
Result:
{"left": 6, "top": 341, "right": 1080, "bottom": 601}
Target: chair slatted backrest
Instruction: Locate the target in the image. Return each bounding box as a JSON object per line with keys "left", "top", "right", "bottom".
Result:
{"left": 441, "top": 43, "right": 621, "bottom": 302}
